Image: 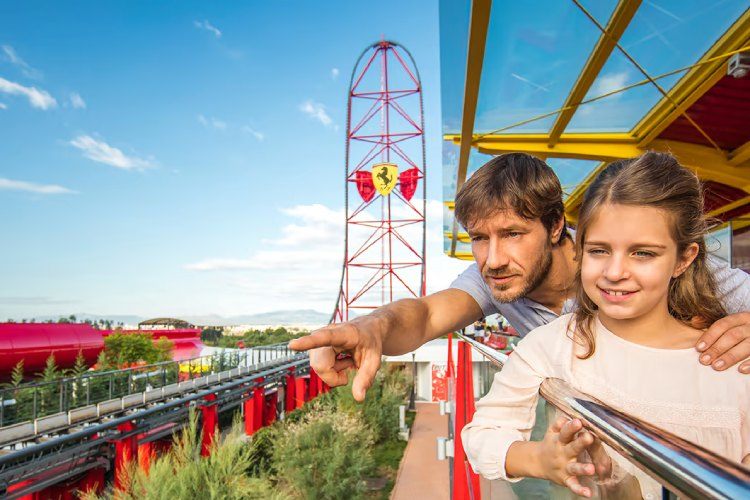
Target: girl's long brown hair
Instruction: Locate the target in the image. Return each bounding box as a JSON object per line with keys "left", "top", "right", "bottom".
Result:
{"left": 573, "top": 152, "right": 726, "bottom": 358}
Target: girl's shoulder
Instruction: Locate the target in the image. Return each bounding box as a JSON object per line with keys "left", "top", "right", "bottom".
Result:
{"left": 516, "top": 313, "right": 578, "bottom": 360}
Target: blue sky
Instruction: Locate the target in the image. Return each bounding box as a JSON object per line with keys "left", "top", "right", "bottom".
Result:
{"left": 0, "top": 0, "right": 471, "bottom": 320}
{"left": 3, "top": 1, "right": 746, "bottom": 320}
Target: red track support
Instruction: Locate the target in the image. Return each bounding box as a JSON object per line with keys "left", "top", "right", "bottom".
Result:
{"left": 244, "top": 385, "right": 265, "bottom": 435}
{"left": 308, "top": 371, "right": 319, "bottom": 399}
{"left": 294, "top": 376, "right": 307, "bottom": 408}
{"left": 200, "top": 393, "right": 219, "bottom": 456}
{"left": 114, "top": 421, "right": 137, "bottom": 490}
{"left": 285, "top": 373, "right": 296, "bottom": 413}
{"left": 263, "top": 391, "right": 278, "bottom": 426}
{"left": 453, "top": 341, "right": 481, "bottom": 500}
{"left": 137, "top": 437, "right": 154, "bottom": 474}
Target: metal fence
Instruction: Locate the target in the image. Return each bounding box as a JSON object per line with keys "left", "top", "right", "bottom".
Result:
{"left": 0, "top": 343, "right": 295, "bottom": 428}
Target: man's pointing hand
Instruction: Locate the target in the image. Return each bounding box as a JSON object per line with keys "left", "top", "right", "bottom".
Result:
{"left": 288, "top": 316, "right": 385, "bottom": 402}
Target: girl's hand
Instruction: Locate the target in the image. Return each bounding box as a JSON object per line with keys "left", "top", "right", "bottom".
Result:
{"left": 537, "top": 417, "right": 599, "bottom": 497}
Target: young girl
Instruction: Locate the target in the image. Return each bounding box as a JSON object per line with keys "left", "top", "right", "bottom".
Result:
{"left": 462, "top": 152, "right": 750, "bottom": 498}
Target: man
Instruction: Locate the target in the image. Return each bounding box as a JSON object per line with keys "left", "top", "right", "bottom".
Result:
{"left": 290, "top": 153, "right": 750, "bottom": 402}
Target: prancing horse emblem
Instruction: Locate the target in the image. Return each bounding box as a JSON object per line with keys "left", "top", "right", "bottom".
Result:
{"left": 371, "top": 163, "right": 399, "bottom": 196}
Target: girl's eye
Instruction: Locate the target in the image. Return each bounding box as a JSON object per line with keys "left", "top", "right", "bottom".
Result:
{"left": 633, "top": 250, "right": 655, "bottom": 258}
{"left": 587, "top": 248, "right": 607, "bottom": 255}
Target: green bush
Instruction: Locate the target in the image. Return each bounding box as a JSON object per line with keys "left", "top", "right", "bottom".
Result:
{"left": 103, "top": 331, "right": 173, "bottom": 367}
{"left": 273, "top": 410, "right": 375, "bottom": 500}
{"left": 245, "top": 422, "right": 282, "bottom": 478}
{"left": 335, "top": 365, "right": 407, "bottom": 443}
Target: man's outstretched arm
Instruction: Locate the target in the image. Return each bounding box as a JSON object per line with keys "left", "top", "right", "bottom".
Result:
{"left": 288, "top": 288, "right": 483, "bottom": 401}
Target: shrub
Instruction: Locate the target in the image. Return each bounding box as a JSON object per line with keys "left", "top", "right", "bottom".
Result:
{"left": 273, "top": 410, "right": 374, "bottom": 500}
{"left": 86, "top": 416, "right": 287, "bottom": 500}
{"left": 335, "top": 364, "right": 407, "bottom": 443}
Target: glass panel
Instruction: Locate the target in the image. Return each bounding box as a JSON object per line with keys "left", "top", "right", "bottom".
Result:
{"left": 439, "top": 0, "right": 472, "bottom": 134}
{"left": 474, "top": 1, "right": 617, "bottom": 134}
{"left": 548, "top": 158, "right": 601, "bottom": 201}
{"left": 731, "top": 222, "right": 750, "bottom": 272}
{"left": 567, "top": 0, "right": 750, "bottom": 132}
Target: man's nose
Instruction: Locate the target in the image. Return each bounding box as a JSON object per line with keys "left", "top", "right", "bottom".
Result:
{"left": 486, "top": 237, "right": 511, "bottom": 270}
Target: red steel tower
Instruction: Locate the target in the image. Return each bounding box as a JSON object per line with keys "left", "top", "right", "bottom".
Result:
{"left": 332, "top": 40, "right": 426, "bottom": 323}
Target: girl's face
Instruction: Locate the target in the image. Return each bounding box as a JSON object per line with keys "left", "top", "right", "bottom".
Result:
{"left": 581, "top": 203, "right": 698, "bottom": 322}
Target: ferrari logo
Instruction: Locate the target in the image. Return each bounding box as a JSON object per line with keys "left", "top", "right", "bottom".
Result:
{"left": 371, "top": 163, "right": 399, "bottom": 196}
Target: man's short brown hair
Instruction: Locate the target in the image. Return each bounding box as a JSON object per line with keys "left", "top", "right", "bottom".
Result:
{"left": 454, "top": 153, "right": 567, "bottom": 239}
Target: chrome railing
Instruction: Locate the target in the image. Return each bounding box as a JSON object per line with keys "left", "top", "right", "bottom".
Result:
{"left": 0, "top": 342, "right": 295, "bottom": 428}
{"left": 457, "top": 333, "right": 750, "bottom": 499}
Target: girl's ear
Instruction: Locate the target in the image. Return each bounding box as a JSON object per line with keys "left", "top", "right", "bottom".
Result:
{"left": 673, "top": 242, "right": 699, "bottom": 278}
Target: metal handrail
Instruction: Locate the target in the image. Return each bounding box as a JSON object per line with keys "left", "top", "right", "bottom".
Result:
{"left": 456, "top": 333, "right": 750, "bottom": 499}
{"left": 0, "top": 343, "right": 293, "bottom": 428}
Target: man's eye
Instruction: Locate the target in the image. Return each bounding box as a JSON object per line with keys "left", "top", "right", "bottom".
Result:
{"left": 470, "top": 236, "right": 486, "bottom": 242}
{"left": 507, "top": 232, "right": 522, "bottom": 238}
{"left": 587, "top": 248, "right": 607, "bottom": 255}
{"left": 633, "top": 251, "right": 655, "bottom": 258}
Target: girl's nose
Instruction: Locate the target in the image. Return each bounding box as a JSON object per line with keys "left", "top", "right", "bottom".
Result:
{"left": 604, "top": 255, "right": 630, "bottom": 281}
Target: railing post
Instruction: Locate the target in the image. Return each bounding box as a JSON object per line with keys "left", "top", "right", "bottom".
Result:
{"left": 453, "top": 340, "right": 481, "bottom": 500}
{"left": 200, "top": 393, "right": 219, "bottom": 456}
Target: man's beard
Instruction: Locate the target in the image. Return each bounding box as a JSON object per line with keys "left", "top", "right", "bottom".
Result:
{"left": 483, "top": 241, "right": 553, "bottom": 303}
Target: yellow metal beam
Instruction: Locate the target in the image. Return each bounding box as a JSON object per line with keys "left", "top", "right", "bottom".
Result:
{"left": 632, "top": 9, "right": 750, "bottom": 147}
{"left": 548, "top": 0, "right": 641, "bottom": 146}
{"left": 707, "top": 195, "right": 750, "bottom": 218}
{"left": 730, "top": 140, "right": 750, "bottom": 166}
{"left": 452, "top": 133, "right": 750, "bottom": 191}
{"left": 450, "top": 0, "right": 492, "bottom": 257}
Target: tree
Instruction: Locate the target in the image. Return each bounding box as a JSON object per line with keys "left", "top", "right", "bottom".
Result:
{"left": 38, "top": 354, "right": 59, "bottom": 381}
{"left": 104, "top": 332, "right": 168, "bottom": 367}
{"left": 69, "top": 350, "right": 89, "bottom": 377}
{"left": 155, "top": 336, "right": 175, "bottom": 362}
{"left": 9, "top": 360, "right": 24, "bottom": 387}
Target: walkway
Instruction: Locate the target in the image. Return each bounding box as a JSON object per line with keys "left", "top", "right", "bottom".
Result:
{"left": 391, "top": 402, "right": 449, "bottom": 500}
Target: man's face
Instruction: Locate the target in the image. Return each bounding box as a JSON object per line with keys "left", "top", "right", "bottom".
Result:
{"left": 467, "top": 210, "right": 553, "bottom": 303}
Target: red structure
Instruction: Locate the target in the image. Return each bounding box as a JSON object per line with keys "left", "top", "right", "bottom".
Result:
{"left": 0, "top": 323, "right": 103, "bottom": 377}
{"left": 0, "top": 322, "right": 204, "bottom": 377}
{"left": 333, "top": 40, "right": 427, "bottom": 322}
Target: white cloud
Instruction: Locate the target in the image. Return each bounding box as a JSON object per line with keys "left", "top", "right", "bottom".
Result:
{"left": 241, "top": 125, "right": 265, "bottom": 141}
{"left": 69, "top": 134, "right": 155, "bottom": 170}
{"left": 0, "top": 177, "right": 76, "bottom": 194}
{"left": 299, "top": 100, "right": 333, "bottom": 127}
{"left": 194, "top": 20, "right": 222, "bottom": 38}
{"left": 0, "top": 77, "right": 56, "bottom": 109}
{"left": 185, "top": 200, "right": 468, "bottom": 313}
{"left": 1, "top": 45, "right": 41, "bottom": 79}
{"left": 69, "top": 92, "right": 86, "bottom": 109}
{"left": 198, "top": 114, "right": 227, "bottom": 130}
{"left": 331, "top": 68, "right": 340, "bottom": 80}
{"left": 591, "top": 71, "right": 628, "bottom": 98}
{"left": 0, "top": 102, "right": 6, "bottom": 110}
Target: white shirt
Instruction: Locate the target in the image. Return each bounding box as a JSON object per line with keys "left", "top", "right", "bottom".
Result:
{"left": 462, "top": 314, "right": 750, "bottom": 498}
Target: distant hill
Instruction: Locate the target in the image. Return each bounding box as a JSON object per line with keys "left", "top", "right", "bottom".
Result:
{"left": 19, "top": 310, "right": 332, "bottom": 328}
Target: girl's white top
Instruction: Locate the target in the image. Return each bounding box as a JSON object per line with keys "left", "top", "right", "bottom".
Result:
{"left": 462, "top": 313, "right": 750, "bottom": 499}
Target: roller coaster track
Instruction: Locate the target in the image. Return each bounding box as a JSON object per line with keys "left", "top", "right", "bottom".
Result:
{"left": 0, "top": 344, "right": 313, "bottom": 498}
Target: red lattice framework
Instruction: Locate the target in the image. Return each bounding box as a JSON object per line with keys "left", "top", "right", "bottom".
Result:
{"left": 332, "top": 40, "right": 427, "bottom": 323}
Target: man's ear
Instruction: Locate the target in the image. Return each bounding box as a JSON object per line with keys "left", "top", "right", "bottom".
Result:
{"left": 673, "top": 243, "right": 699, "bottom": 278}
{"left": 551, "top": 216, "right": 565, "bottom": 244}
